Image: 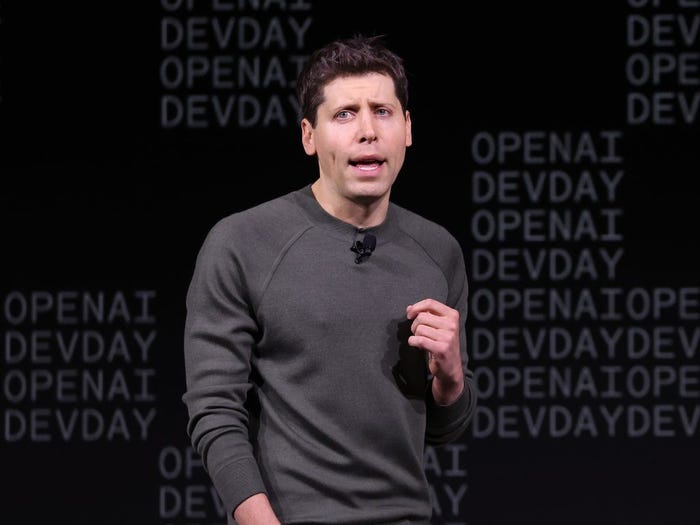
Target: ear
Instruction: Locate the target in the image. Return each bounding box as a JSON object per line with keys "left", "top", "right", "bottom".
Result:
{"left": 301, "top": 118, "right": 316, "bottom": 156}
{"left": 405, "top": 111, "right": 412, "bottom": 147}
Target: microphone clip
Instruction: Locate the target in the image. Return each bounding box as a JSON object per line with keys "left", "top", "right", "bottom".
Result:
{"left": 350, "top": 233, "right": 376, "bottom": 264}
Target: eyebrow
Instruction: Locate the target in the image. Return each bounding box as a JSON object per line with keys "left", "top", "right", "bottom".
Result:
{"left": 331, "top": 100, "right": 398, "bottom": 113}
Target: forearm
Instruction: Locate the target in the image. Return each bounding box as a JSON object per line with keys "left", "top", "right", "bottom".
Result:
{"left": 432, "top": 373, "right": 465, "bottom": 406}
{"left": 425, "top": 370, "right": 477, "bottom": 445}
{"left": 234, "top": 493, "right": 281, "bottom": 525}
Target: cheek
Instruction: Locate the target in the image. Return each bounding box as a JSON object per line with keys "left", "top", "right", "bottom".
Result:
{"left": 316, "top": 131, "right": 342, "bottom": 152}
{"left": 318, "top": 136, "right": 346, "bottom": 161}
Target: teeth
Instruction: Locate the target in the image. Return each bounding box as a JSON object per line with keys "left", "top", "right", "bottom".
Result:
{"left": 350, "top": 159, "right": 382, "bottom": 167}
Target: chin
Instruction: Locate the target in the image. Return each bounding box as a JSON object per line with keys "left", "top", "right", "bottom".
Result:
{"left": 352, "top": 175, "right": 391, "bottom": 190}
{"left": 350, "top": 186, "right": 389, "bottom": 205}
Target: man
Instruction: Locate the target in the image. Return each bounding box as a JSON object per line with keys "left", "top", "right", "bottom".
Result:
{"left": 183, "top": 34, "right": 477, "bottom": 524}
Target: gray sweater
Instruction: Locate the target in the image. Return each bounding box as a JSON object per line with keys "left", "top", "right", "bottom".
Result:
{"left": 183, "top": 185, "right": 476, "bottom": 524}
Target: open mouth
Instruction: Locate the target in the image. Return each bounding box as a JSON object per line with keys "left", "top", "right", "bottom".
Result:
{"left": 349, "top": 158, "right": 385, "bottom": 168}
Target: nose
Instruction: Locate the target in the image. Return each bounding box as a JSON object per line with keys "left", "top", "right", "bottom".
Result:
{"left": 358, "top": 112, "right": 377, "bottom": 143}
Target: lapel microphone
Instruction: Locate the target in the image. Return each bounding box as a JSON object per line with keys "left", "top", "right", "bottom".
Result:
{"left": 350, "top": 233, "right": 376, "bottom": 264}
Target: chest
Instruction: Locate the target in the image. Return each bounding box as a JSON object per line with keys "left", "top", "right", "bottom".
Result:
{"left": 255, "top": 232, "right": 449, "bottom": 353}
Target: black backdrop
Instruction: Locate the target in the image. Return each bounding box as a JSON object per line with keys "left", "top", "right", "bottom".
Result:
{"left": 2, "top": 1, "right": 699, "bottom": 524}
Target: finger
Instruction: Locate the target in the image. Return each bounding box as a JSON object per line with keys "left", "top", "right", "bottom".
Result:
{"left": 410, "top": 311, "right": 456, "bottom": 335}
{"left": 406, "top": 298, "right": 450, "bottom": 318}
{"left": 408, "top": 333, "right": 451, "bottom": 355}
{"left": 411, "top": 322, "right": 443, "bottom": 341}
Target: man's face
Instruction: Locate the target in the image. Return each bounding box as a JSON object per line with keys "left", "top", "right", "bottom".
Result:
{"left": 301, "top": 73, "right": 412, "bottom": 208}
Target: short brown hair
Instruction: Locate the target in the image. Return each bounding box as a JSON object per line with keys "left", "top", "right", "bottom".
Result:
{"left": 296, "top": 35, "right": 409, "bottom": 126}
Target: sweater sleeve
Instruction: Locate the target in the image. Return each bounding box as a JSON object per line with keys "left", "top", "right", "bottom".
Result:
{"left": 182, "top": 219, "right": 267, "bottom": 517}
{"left": 424, "top": 237, "right": 477, "bottom": 445}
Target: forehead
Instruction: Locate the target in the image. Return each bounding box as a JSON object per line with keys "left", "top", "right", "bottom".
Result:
{"left": 321, "top": 73, "right": 397, "bottom": 104}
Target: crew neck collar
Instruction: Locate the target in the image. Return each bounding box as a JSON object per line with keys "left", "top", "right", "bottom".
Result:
{"left": 293, "top": 184, "right": 400, "bottom": 242}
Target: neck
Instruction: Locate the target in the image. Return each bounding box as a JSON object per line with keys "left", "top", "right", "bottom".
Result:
{"left": 310, "top": 180, "right": 389, "bottom": 228}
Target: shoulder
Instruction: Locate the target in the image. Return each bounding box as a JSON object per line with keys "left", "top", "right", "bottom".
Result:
{"left": 390, "top": 203, "right": 468, "bottom": 305}
{"left": 198, "top": 189, "right": 311, "bottom": 262}
{"left": 391, "top": 202, "right": 462, "bottom": 258}
{"left": 208, "top": 190, "right": 308, "bottom": 242}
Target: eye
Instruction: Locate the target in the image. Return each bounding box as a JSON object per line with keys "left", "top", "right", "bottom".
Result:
{"left": 336, "top": 110, "right": 352, "bottom": 120}
{"left": 376, "top": 108, "right": 390, "bottom": 116}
